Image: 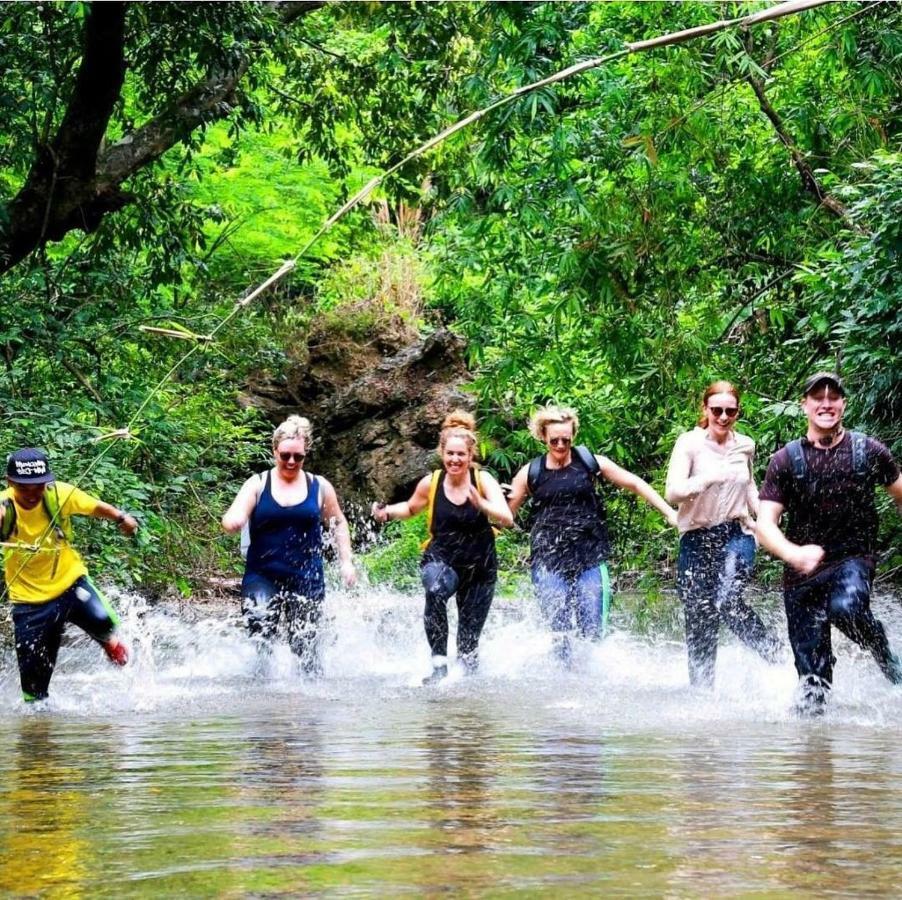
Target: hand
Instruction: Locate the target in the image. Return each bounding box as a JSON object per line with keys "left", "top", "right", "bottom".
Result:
{"left": 467, "top": 484, "right": 483, "bottom": 511}
{"left": 705, "top": 459, "right": 738, "bottom": 487}
{"left": 664, "top": 507, "right": 679, "bottom": 529}
{"left": 340, "top": 559, "right": 358, "bottom": 588}
{"left": 371, "top": 502, "right": 388, "bottom": 524}
{"left": 790, "top": 544, "right": 825, "bottom": 576}
{"left": 118, "top": 513, "right": 139, "bottom": 537}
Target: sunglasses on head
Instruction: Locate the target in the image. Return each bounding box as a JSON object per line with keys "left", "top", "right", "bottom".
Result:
{"left": 278, "top": 451, "right": 306, "bottom": 462}
{"left": 708, "top": 406, "right": 739, "bottom": 419}
{"left": 548, "top": 437, "right": 572, "bottom": 447}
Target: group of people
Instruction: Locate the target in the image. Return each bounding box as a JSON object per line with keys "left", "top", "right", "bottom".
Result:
{"left": 3, "top": 372, "right": 901, "bottom": 714}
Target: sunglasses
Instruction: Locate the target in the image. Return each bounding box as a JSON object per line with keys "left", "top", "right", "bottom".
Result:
{"left": 548, "top": 437, "right": 572, "bottom": 447}
{"left": 278, "top": 452, "right": 306, "bottom": 462}
{"left": 708, "top": 406, "right": 739, "bottom": 419}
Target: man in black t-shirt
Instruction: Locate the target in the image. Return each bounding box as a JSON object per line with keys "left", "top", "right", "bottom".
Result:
{"left": 757, "top": 372, "right": 902, "bottom": 713}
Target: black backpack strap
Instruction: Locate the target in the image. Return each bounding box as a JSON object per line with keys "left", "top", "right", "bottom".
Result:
{"left": 786, "top": 439, "right": 806, "bottom": 480}
{"left": 527, "top": 455, "right": 543, "bottom": 495}
{"left": 573, "top": 445, "right": 600, "bottom": 478}
{"left": 849, "top": 431, "right": 868, "bottom": 477}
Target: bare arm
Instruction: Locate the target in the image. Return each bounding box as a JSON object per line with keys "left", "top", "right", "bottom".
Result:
{"left": 372, "top": 474, "right": 432, "bottom": 524}
{"left": 756, "top": 499, "right": 824, "bottom": 575}
{"left": 886, "top": 474, "right": 902, "bottom": 514}
{"left": 222, "top": 474, "right": 262, "bottom": 533}
{"left": 471, "top": 471, "right": 514, "bottom": 527}
{"left": 92, "top": 500, "right": 139, "bottom": 536}
{"left": 506, "top": 464, "right": 531, "bottom": 518}
{"left": 319, "top": 476, "right": 356, "bottom": 587}
{"left": 599, "top": 455, "right": 678, "bottom": 528}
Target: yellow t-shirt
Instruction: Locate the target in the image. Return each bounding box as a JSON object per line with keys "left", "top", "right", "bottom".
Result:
{"left": 1, "top": 482, "right": 99, "bottom": 603}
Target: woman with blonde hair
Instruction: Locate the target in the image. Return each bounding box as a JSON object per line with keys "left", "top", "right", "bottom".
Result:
{"left": 372, "top": 410, "right": 512, "bottom": 683}
{"left": 508, "top": 405, "right": 677, "bottom": 665}
{"left": 665, "top": 381, "right": 781, "bottom": 687}
{"left": 222, "top": 415, "right": 356, "bottom": 674}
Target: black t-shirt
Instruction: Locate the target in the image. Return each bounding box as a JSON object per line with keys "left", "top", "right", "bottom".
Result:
{"left": 422, "top": 470, "right": 496, "bottom": 574}
{"left": 529, "top": 456, "right": 611, "bottom": 576}
{"left": 759, "top": 432, "right": 899, "bottom": 584}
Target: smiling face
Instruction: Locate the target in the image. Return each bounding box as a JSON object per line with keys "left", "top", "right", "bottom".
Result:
{"left": 442, "top": 435, "right": 472, "bottom": 477}
{"left": 544, "top": 421, "right": 575, "bottom": 465}
{"left": 273, "top": 437, "right": 307, "bottom": 479}
{"left": 703, "top": 391, "right": 740, "bottom": 440}
{"left": 802, "top": 386, "right": 846, "bottom": 436}
{"left": 8, "top": 481, "right": 46, "bottom": 510}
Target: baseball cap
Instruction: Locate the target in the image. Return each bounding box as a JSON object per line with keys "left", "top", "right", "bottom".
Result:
{"left": 6, "top": 448, "right": 54, "bottom": 484}
{"left": 802, "top": 372, "right": 845, "bottom": 397}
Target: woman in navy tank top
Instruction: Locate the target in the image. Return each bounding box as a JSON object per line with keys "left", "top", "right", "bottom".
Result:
{"left": 372, "top": 411, "right": 513, "bottom": 684}
{"left": 222, "top": 415, "right": 356, "bottom": 674}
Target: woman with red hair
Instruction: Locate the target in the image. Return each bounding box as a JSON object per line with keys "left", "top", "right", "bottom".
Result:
{"left": 665, "top": 381, "right": 781, "bottom": 687}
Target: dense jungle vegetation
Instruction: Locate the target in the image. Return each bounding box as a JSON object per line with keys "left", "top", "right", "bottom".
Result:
{"left": 1, "top": 1, "right": 900, "bottom": 600}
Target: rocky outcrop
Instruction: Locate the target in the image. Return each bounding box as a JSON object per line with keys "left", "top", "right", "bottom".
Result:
{"left": 238, "top": 328, "right": 473, "bottom": 513}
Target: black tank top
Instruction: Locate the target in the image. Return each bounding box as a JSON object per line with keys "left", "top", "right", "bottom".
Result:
{"left": 423, "top": 470, "right": 496, "bottom": 572}
{"left": 529, "top": 456, "right": 610, "bottom": 575}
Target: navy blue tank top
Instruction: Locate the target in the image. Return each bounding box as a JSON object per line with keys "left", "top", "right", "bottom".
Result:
{"left": 529, "top": 456, "right": 610, "bottom": 576}
{"left": 246, "top": 471, "right": 325, "bottom": 592}
{"left": 423, "top": 470, "right": 496, "bottom": 572}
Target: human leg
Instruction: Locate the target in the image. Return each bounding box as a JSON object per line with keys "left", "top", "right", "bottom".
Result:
{"left": 572, "top": 564, "right": 611, "bottom": 639}
{"left": 421, "top": 560, "right": 458, "bottom": 659}
{"left": 827, "top": 559, "right": 902, "bottom": 684}
{"left": 677, "top": 530, "right": 719, "bottom": 687}
{"left": 532, "top": 564, "right": 575, "bottom": 664}
{"left": 455, "top": 571, "right": 496, "bottom": 672}
{"left": 715, "top": 529, "right": 781, "bottom": 663}
{"left": 284, "top": 591, "right": 325, "bottom": 675}
{"left": 11, "top": 596, "right": 69, "bottom": 701}
{"left": 65, "top": 576, "right": 128, "bottom": 664}
{"left": 240, "top": 571, "right": 282, "bottom": 642}
{"left": 784, "top": 575, "right": 833, "bottom": 712}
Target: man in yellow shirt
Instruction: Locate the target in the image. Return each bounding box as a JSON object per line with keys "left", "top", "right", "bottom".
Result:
{"left": 1, "top": 448, "right": 138, "bottom": 701}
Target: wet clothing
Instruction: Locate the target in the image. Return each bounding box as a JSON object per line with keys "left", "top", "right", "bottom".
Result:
{"left": 666, "top": 428, "right": 757, "bottom": 535}
{"left": 241, "top": 471, "right": 326, "bottom": 668}
{"left": 1, "top": 482, "right": 97, "bottom": 603}
{"left": 759, "top": 433, "right": 899, "bottom": 587}
{"left": 420, "top": 470, "right": 497, "bottom": 669}
{"left": 676, "top": 521, "right": 780, "bottom": 687}
{"left": 760, "top": 432, "right": 901, "bottom": 688}
{"left": 528, "top": 455, "right": 610, "bottom": 577}
{"left": 784, "top": 558, "right": 901, "bottom": 687}
{"left": 12, "top": 575, "right": 119, "bottom": 701}
{"left": 526, "top": 455, "right": 612, "bottom": 652}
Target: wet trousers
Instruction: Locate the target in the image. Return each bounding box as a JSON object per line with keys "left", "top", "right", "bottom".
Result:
{"left": 531, "top": 562, "right": 611, "bottom": 640}
{"left": 784, "top": 557, "right": 901, "bottom": 690}
{"left": 11, "top": 575, "right": 119, "bottom": 701}
{"left": 677, "top": 521, "right": 780, "bottom": 687}
{"left": 240, "top": 571, "right": 324, "bottom": 675}
{"left": 421, "top": 560, "right": 496, "bottom": 670}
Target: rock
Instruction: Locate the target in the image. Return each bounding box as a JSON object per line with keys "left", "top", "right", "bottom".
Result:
{"left": 238, "top": 327, "right": 473, "bottom": 512}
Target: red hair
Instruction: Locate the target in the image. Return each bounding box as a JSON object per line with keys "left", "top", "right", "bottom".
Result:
{"left": 697, "top": 381, "right": 740, "bottom": 427}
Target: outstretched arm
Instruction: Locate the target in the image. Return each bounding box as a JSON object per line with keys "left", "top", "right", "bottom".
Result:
{"left": 887, "top": 474, "right": 902, "bottom": 515}
{"left": 92, "top": 500, "right": 139, "bottom": 536}
{"left": 319, "top": 477, "right": 356, "bottom": 587}
{"left": 372, "top": 474, "right": 432, "bottom": 524}
{"left": 598, "top": 455, "right": 678, "bottom": 528}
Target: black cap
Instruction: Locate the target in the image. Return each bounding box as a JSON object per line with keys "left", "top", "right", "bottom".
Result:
{"left": 6, "top": 448, "right": 54, "bottom": 484}
{"left": 802, "top": 371, "right": 845, "bottom": 397}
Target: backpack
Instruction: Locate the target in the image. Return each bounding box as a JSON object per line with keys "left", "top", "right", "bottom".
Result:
{"left": 785, "top": 431, "right": 868, "bottom": 481}
{"left": 526, "top": 444, "right": 600, "bottom": 494}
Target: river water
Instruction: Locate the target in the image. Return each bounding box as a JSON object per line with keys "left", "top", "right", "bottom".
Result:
{"left": 1, "top": 586, "right": 900, "bottom": 896}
